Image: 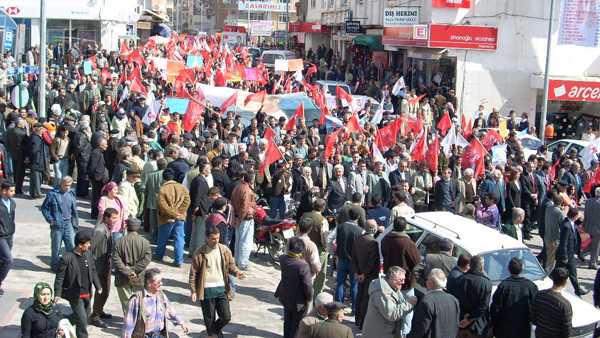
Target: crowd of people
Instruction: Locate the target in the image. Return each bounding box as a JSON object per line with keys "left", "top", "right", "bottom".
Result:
{"left": 0, "top": 32, "right": 599, "bottom": 338}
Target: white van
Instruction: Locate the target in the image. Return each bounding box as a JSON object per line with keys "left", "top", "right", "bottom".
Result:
{"left": 260, "top": 50, "right": 297, "bottom": 68}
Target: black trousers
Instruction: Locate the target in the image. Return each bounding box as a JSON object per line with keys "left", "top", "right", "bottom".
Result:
{"left": 69, "top": 298, "right": 91, "bottom": 338}
{"left": 0, "top": 236, "right": 13, "bottom": 284}
{"left": 76, "top": 160, "right": 90, "bottom": 198}
{"left": 91, "top": 179, "right": 104, "bottom": 219}
{"left": 29, "top": 170, "right": 42, "bottom": 197}
{"left": 200, "top": 294, "right": 231, "bottom": 336}
{"left": 559, "top": 258, "right": 582, "bottom": 294}
{"left": 283, "top": 306, "right": 304, "bottom": 338}
{"left": 13, "top": 160, "right": 25, "bottom": 194}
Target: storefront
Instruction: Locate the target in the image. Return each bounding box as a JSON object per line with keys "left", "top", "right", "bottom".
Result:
{"left": 289, "top": 22, "right": 331, "bottom": 54}
{"left": 531, "top": 77, "right": 600, "bottom": 139}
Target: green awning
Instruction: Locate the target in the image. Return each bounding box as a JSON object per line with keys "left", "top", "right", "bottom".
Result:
{"left": 353, "top": 35, "right": 382, "bottom": 50}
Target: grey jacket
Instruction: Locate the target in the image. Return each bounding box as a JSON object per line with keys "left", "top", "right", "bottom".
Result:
{"left": 362, "top": 277, "right": 413, "bottom": 338}
{"left": 545, "top": 203, "right": 565, "bottom": 243}
{"left": 584, "top": 197, "right": 600, "bottom": 236}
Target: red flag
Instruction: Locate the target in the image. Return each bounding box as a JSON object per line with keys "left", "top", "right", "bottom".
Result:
{"left": 462, "top": 138, "right": 488, "bottom": 178}
{"left": 182, "top": 91, "right": 205, "bottom": 132}
{"left": 461, "top": 114, "right": 473, "bottom": 138}
{"left": 293, "top": 102, "right": 305, "bottom": 121}
{"left": 408, "top": 94, "right": 427, "bottom": 105}
{"left": 127, "top": 50, "right": 146, "bottom": 66}
{"left": 480, "top": 129, "right": 503, "bottom": 150}
{"left": 284, "top": 115, "right": 297, "bottom": 132}
{"left": 259, "top": 139, "right": 284, "bottom": 176}
{"left": 219, "top": 92, "right": 237, "bottom": 113}
{"left": 244, "top": 90, "right": 266, "bottom": 106}
{"left": 345, "top": 114, "right": 363, "bottom": 134}
{"left": 263, "top": 126, "right": 276, "bottom": 141}
{"left": 427, "top": 136, "right": 440, "bottom": 175}
{"left": 436, "top": 110, "right": 452, "bottom": 136}
{"left": 335, "top": 86, "right": 353, "bottom": 105}
{"left": 375, "top": 123, "right": 397, "bottom": 152}
{"left": 214, "top": 69, "right": 226, "bottom": 87}
{"left": 306, "top": 64, "right": 317, "bottom": 79}
{"left": 129, "top": 77, "right": 147, "bottom": 95}
{"left": 406, "top": 117, "right": 423, "bottom": 135}
{"left": 324, "top": 129, "right": 341, "bottom": 159}
{"left": 119, "top": 40, "right": 131, "bottom": 58}
{"left": 100, "top": 67, "right": 111, "bottom": 83}
{"left": 411, "top": 132, "right": 428, "bottom": 162}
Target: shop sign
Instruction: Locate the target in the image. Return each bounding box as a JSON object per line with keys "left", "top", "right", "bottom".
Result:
{"left": 237, "top": 1, "right": 291, "bottom": 13}
{"left": 345, "top": 21, "right": 361, "bottom": 34}
{"left": 432, "top": 0, "right": 471, "bottom": 8}
{"left": 383, "top": 25, "right": 428, "bottom": 47}
{"left": 250, "top": 20, "right": 273, "bottom": 37}
{"left": 383, "top": 7, "right": 419, "bottom": 27}
{"left": 289, "top": 22, "right": 329, "bottom": 33}
{"left": 5, "top": 7, "right": 20, "bottom": 16}
{"left": 429, "top": 24, "right": 498, "bottom": 50}
{"left": 549, "top": 79, "right": 600, "bottom": 103}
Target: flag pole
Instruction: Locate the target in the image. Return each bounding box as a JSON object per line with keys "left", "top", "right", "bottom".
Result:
{"left": 540, "top": 0, "right": 556, "bottom": 141}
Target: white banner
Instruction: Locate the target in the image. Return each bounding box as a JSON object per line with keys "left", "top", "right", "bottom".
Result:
{"left": 250, "top": 20, "right": 273, "bottom": 37}
{"left": 238, "top": 1, "right": 292, "bottom": 12}
{"left": 558, "top": 0, "right": 600, "bottom": 47}
{"left": 383, "top": 7, "right": 419, "bottom": 27}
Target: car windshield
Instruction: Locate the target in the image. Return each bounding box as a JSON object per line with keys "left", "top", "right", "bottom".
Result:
{"left": 520, "top": 137, "right": 542, "bottom": 150}
{"left": 481, "top": 249, "right": 546, "bottom": 283}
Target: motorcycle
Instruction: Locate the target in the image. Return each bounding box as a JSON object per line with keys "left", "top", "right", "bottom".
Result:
{"left": 254, "top": 199, "right": 297, "bottom": 261}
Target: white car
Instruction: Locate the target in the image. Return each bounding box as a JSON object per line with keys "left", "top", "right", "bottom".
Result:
{"left": 547, "top": 139, "right": 590, "bottom": 161}
{"left": 378, "top": 212, "right": 600, "bottom": 337}
{"left": 260, "top": 50, "right": 297, "bottom": 68}
{"left": 518, "top": 134, "right": 543, "bottom": 160}
{"left": 315, "top": 80, "right": 379, "bottom": 112}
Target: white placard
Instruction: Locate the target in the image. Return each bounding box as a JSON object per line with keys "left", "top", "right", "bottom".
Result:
{"left": 274, "top": 59, "right": 288, "bottom": 72}
{"left": 383, "top": 7, "right": 419, "bottom": 27}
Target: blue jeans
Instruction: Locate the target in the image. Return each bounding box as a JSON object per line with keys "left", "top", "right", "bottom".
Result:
{"left": 53, "top": 157, "right": 69, "bottom": 185}
{"left": 235, "top": 219, "right": 254, "bottom": 268}
{"left": 335, "top": 258, "right": 357, "bottom": 313}
{"left": 0, "top": 236, "right": 13, "bottom": 284}
{"left": 155, "top": 220, "right": 185, "bottom": 265}
{"left": 50, "top": 221, "right": 75, "bottom": 270}
{"left": 269, "top": 196, "right": 286, "bottom": 219}
{"left": 402, "top": 288, "right": 414, "bottom": 335}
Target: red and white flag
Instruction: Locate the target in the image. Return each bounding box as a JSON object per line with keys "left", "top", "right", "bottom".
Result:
{"left": 219, "top": 92, "right": 238, "bottom": 113}
{"left": 259, "top": 139, "right": 284, "bottom": 176}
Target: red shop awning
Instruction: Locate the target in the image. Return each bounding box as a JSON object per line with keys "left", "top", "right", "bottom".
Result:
{"left": 289, "top": 22, "right": 330, "bottom": 33}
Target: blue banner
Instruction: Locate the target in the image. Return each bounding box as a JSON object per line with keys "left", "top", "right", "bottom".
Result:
{"left": 165, "top": 97, "right": 189, "bottom": 114}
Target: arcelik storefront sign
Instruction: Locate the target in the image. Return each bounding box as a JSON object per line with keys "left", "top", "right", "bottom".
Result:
{"left": 549, "top": 79, "right": 600, "bottom": 103}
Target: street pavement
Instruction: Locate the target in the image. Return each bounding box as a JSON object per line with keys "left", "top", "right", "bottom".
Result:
{"left": 0, "top": 182, "right": 597, "bottom": 337}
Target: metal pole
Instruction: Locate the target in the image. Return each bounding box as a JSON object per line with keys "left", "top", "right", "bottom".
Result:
{"left": 540, "top": 0, "right": 556, "bottom": 141}
{"left": 39, "top": 0, "right": 47, "bottom": 118}
{"left": 285, "top": 0, "right": 289, "bottom": 49}
{"left": 68, "top": 19, "right": 72, "bottom": 48}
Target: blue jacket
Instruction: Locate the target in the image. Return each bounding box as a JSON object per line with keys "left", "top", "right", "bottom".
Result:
{"left": 41, "top": 188, "right": 79, "bottom": 229}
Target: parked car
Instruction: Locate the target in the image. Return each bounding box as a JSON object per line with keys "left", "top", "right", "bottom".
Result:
{"left": 315, "top": 80, "right": 380, "bottom": 112}
{"left": 377, "top": 211, "right": 600, "bottom": 338}
{"left": 518, "top": 134, "right": 543, "bottom": 160}
{"left": 260, "top": 50, "right": 297, "bottom": 68}
{"left": 547, "top": 139, "right": 590, "bottom": 161}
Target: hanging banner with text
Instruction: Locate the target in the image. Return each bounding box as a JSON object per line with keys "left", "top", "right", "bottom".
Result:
{"left": 429, "top": 24, "right": 498, "bottom": 50}
{"left": 558, "top": 0, "right": 600, "bottom": 47}
{"left": 238, "top": 1, "right": 292, "bottom": 12}
{"left": 548, "top": 79, "right": 600, "bottom": 102}
{"left": 250, "top": 20, "right": 273, "bottom": 37}
{"left": 432, "top": 0, "right": 471, "bottom": 8}
{"left": 383, "top": 7, "right": 419, "bottom": 27}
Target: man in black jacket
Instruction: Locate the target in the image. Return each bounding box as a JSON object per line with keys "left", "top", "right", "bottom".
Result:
{"left": 54, "top": 230, "right": 102, "bottom": 338}
{"left": 0, "top": 181, "right": 15, "bottom": 293}
{"left": 490, "top": 257, "right": 538, "bottom": 338}
{"left": 188, "top": 161, "right": 212, "bottom": 252}
{"left": 409, "top": 268, "right": 460, "bottom": 338}
{"left": 520, "top": 161, "right": 538, "bottom": 239}
{"left": 434, "top": 168, "right": 458, "bottom": 212}
{"left": 5, "top": 119, "right": 28, "bottom": 194}
{"left": 29, "top": 123, "right": 48, "bottom": 199}
{"left": 557, "top": 207, "right": 589, "bottom": 296}
{"left": 275, "top": 237, "right": 313, "bottom": 338}
{"left": 87, "top": 137, "right": 108, "bottom": 219}
{"left": 334, "top": 208, "right": 364, "bottom": 315}
{"left": 449, "top": 255, "right": 492, "bottom": 338}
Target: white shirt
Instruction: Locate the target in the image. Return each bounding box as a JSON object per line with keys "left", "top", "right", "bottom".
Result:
{"left": 203, "top": 173, "right": 214, "bottom": 188}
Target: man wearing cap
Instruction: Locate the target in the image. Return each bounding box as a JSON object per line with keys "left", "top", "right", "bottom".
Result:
{"left": 309, "top": 302, "right": 354, "bottom": 338}
{"left": 113, "top": 218, "right": 152, "bottom": 314}
{"left": 119, "top": 168, "right": 141, "bottom": 220}
{"left": 296, "top": 292, "right": 334, "bottom": 338}
{"left": 28, "top": 123, "right": 49, "bottom": 199}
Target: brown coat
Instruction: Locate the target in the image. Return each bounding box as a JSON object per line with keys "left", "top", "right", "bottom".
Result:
{"left": 381, "top": 231, "right": 421, "bottom": 291}
{"left": 158, "top": 180, "right": 191, "bottom": 226}
{"left": 230, "top": 181, "right": 256, "bottom": 226}
{"left": 189, "top": 243, "right": 239, "bottom": 301}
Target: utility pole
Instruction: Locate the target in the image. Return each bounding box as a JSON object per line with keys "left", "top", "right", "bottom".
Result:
{"left": 540, "top": 0, "right": 556, "bottom": 141}
{"left": 39, "top": 0, "right": 47, "bottom": 118}
{"left": 285, "top": 0, "right": 289, "bottom": 49}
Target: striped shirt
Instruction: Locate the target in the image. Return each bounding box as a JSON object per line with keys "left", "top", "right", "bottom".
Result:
{"left": 122, "top": 290, "right": 183, "bottom": 338}
{"left": 531, "top": 289, "right": 572, "bottom": 338}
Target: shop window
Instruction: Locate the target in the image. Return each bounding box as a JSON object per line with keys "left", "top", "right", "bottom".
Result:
{"left": 249, "top": 12, "right": 268, "bottom": 21}
{"left": 279, "top": 13, "right": 289, "bottom": 23}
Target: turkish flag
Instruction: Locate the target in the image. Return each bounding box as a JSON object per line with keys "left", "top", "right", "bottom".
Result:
{"left": 284, "top": 115, "right": 297, "bottom": 132}
{"left": 436, "top": 110, "right": 452, "bottom": 136}
{"left": 346, "top": 114, "right": 363, "bottom": 133}
{"left": 336, "top": 86, "right": 353, "bottom": 105}
{"left": 375, "top": 123, "right": 397, "bottom": 152}
{"left": 119, "top": 40, "right": 131, "bottom": 58}
{"left": 480, "top": 129, "right": 503, "bottom": 150}
{"left": 461, "top": 114, "right": 473, "bottom": 138}
{"left": 324, "top": 129, "right": 341, "bottom": 159}
{"left": 263, "top": 126, "right": 276, "bottom": 141}
{"left": 462, "top": 138, "right": 488, "bottom": 178}
{"left": 244, "top": 90, "right": 267, "bottom": 106}
{"left": 219, "top": 92, "right": 238, "bottom": 113}
{"left": 182, "top": 91, "right": 205, "bottom": 132}
{"left": 259, "top": 139, "right": 283, "bottom": 176}
{"left": 411, "top": 132, "right": 428, "bottom": 162}
{"left": 432, "top": 0, "right": 471, "bottom": 8}
{"left": 428, "top": 136, "right": 440, "bottom": 175}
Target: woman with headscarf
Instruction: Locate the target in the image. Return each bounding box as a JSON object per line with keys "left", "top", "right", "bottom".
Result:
{"left": 21, "top": 282, "right": 63, "bottom": 338}
{"left": 97, "top": 181, "right": 127, "bottom": 242}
